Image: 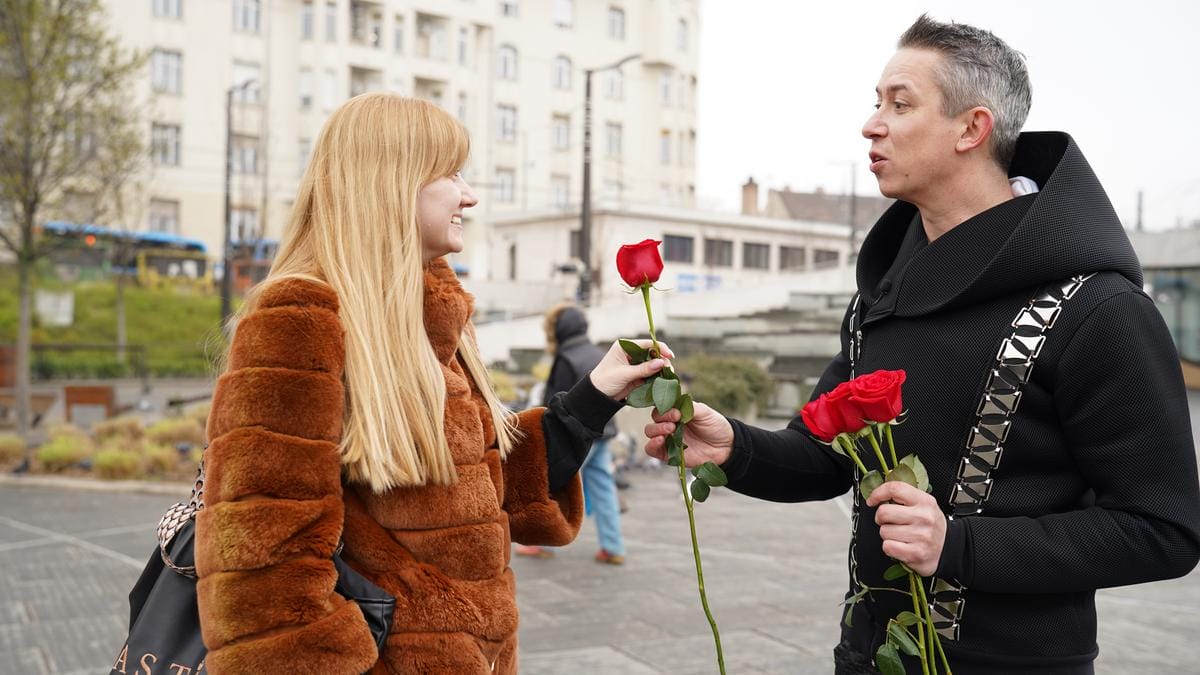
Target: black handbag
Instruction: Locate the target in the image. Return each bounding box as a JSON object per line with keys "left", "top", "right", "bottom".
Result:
{"left": 110, "top": 463, "right": 395, "bottom": 674}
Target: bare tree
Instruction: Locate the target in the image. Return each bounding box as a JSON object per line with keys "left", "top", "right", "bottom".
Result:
{"left": 0, "top": 0, "right": 146, "bottom": 448}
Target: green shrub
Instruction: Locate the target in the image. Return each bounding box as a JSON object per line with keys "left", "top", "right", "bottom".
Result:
{"left": 675, "top": 354, "right": 773, "bottom": 417}
{"left": 36, "top": 435, "right": 92, "bottom": 472}
{"left": 488, "top": 369, "right": 518, "bottom": 404}
{"left": 184, "top": 403, "right": 211, "bottom": 429}
{"left": 0, "top": 435, "right": 25, "bottom": 464}
{"left": 142, "top": 443, "right": 179, "bottom": 476}
{"left": 145, "top": 418, "right": 205, "bottom": 447}
{"left": 93, "top": 448, "right": 143, "bottom": 479}
{"left": 92, "top": 416, "right": 144, "bottom": 445}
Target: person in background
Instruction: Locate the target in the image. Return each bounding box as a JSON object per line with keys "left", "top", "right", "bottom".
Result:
{"left": 516, "top": 304, "right": 628, "bottom": 564}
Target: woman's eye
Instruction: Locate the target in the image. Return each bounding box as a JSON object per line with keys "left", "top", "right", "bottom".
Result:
{"left": 893, "top": 101, "right": 908, "bottom": 111}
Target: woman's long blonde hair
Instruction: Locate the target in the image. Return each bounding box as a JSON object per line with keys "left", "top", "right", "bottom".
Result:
{"left": 228, "top": 93, "right": 517, "bottom": 491}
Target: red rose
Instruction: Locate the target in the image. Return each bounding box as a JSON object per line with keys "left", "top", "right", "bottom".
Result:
{"left": 848, "top": 369, "right": 906, "bottom": 424}
{"left": 825, "top": 381, "right": 870, "bottom": 435}
{"left": 616, "top": 239, "right": 664, "bottom": 288}
{"left": 800, "top": 394, "right": 843, "bottom": 443}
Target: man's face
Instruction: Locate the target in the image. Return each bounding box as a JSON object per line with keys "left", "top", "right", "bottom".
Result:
{"left": 862, "top": 48, "right": 964, "bottom": 204}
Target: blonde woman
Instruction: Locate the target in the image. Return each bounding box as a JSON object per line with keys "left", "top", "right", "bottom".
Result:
{"left": 195, "top": 94, "right": 668, "bottom": 674}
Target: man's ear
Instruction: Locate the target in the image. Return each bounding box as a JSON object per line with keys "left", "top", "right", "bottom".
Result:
{"left": 956, "top": 106, "right": 995, "bottom": 155}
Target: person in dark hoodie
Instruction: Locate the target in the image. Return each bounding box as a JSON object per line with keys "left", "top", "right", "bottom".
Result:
{"left": 644, "top": 14, "right": 1200, "bottom": 675}
{"left": 516, "top": 303, "right": 628, "bottom": 564}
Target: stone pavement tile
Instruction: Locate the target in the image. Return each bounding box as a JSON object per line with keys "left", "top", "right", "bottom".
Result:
{"left": 1095, "top": 591, "right": 1200, "bottom": 672}
{"left": 0, "top": 614, "right": 126, "bottom": 673}
{"left": 521, "top": 616, "right": 673, "bottom": 654}
{"left": 520, "top": 645, "right": 660, "bottom": 675}
{"left": 0, "top": 647, "right": 52, "bottom": 675}
{"left": 616, "top": 628, "right": 816, "bottom": 675}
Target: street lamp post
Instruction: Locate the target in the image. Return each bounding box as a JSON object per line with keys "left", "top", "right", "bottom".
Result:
{"left": 578, "top": 53, "right": 640, "bottom": 306}
{"left": 221, "top": 78, "right": 258, "bottom": 330}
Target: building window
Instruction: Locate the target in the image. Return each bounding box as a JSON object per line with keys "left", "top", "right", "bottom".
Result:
{"left": 659, "top": 130, "right": 671, "bottom": 165}
{"left": 607, "top": 7, "right": 625, "bottom": 39}
{"left": 678, "top": 72, "right": 688, "bottom": 108}
{"left": 458, "top": 27, "right": 469, "bottom": 65}
{"left": 551, "top": 114, "right": 570, "bottom": 150}
{"left": 351, "top": 1, "right": 383, "bottom": 47}
{"left": 663, "top": 235, "right": 694, "bottom": 263}
{"left": 604, "top": 122, "right": 622, "bottom": 158}
{"left": 232, "top": 135, "right": 259, "bottom": 175}
{"left": 149, "top": 198, "right": 180, "bottom": 234}
{"left": 569, "top": 229, "right": 581, "bottom": 258}
{"left": 153, "top": 0, "right": 182, "bottom": 19}
{"left": 298, "top": 137, "right": 311, "bottom": 177}
{"left": 393, "top": 14, "right": 404, "bottom": 53}
{"left": 349, "top": 66, "right": 382, "bottom": 97}
{"left": 659, "top": 70, "right": 672, "bottom": 106}
{"left": 743, "top": 243, "right": 770, "bottom": 270}
{"left": 233, "top": 0, "right": 261, "bottom": 34}
{"left": 298, "top": 68, "right": 314, "bottom": 108}
{"left": 814, "top": 249, "right": 840, "bottom": 269}
{"left": 496, "top": 104, "right": 517, "bottom": 142}
{"left": 301, "top": 1, "right": 314, "bottom": 39}
{"left": 151, "top": 123, "right": 180, "bottom": 166}
{"left": 325, "top": 1, "right": 337, "bottom": 42}
{"left": 602, "top": 179, "right": 621, "bottom": 201}
{"left": 780, "top": 246, "right": 806, "bottom": 271}
{"left": 499, "top": 0, "right": 518, "bottom": 17}
{"left": 150, "top": 49, "right": 182, "bottom": 95}
{"left": 677, "top": 17, "right": 688, "bottom": 51}
{"left": 604, "top": 68, "right": 623, "bottom": 99}
{"left": 321, "top": 68, "right": 337, "bottom": 110}
{"left": 231, "top": 207, "right": 259, "bottom": 241}
{"left": 497, "top": 45, "right": 517, "bottom": 80}
{"left": 496, "top": 168, "right": 515, "bottom": 203}
{"left": 231, "top": 62, "right": 261, "bottom": 104}
{"left": 417, "top": 14, "right": 448, "bottom": 60}
{"left": 457, "top": 92, "right": 468, "bottom": 121}
{"left": 552, "top": 0, "right": 573, "bottom": 28}
{"left": 552, "top": 55, "right": 571, "bottom": 90}
{"left": 705, "top": 239, "right": 733, "bottom": 267}
{"left": 550, "top": 174, "right": 569, "bottom": 208}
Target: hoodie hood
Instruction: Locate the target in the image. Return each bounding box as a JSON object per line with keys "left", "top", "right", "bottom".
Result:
{"left": 554, "top": 306, "right": 589, "bottom": 344}
{"left": 856, "top": 131, "right": 1142, "bottom": 318}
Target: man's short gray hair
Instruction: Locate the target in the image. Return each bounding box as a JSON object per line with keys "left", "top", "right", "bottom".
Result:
{"left": 898, "top": 14, "right": 1031, "bottom": 168}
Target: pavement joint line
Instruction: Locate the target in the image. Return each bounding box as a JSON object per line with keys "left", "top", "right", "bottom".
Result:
{"left": 0, "top": 515, "right": 144, "bottom": 570}
{"left": 621, "top": 537, "right": 784, "bottom": 565}
{"left": 0, "top": 473, "right": 192, "bottom": 495}
{"left": 1096, "top": 592, "right": 1200, "bottom": 616}
{"left": 0, "top": 522, "right": 156, "bottom": 553}
{"left": 610, "top": 643, "right": 668, "bottom": 672}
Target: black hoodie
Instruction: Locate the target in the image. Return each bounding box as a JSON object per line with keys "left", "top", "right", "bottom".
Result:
{"left": 720, "top": 132, "right": 1200, "bottom": 672}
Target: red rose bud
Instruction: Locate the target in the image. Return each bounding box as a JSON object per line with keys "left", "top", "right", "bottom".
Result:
{"left": 848, "top": 369, "right": 906, "bottom": 424}
{"left": 616, "top": 239, "right": 664, "bottom": 288}
{"left": 801, "top": 394, "right": 844, "bottom": 443}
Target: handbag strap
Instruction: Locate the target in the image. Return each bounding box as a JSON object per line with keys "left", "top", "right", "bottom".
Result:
{"left": 156, "top": 460, "right": 206, "bottom": 577}
{"left": 928, "top": 273, "right": 1095, "bottom": 641}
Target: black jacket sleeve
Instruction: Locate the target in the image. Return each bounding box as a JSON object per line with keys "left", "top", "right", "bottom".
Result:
{"left": 720, "top": 347, "right": 857, "bottom": 503}
{"left": 542, "top": 375, "right": 623, "bottom": 493}
{"left": 940, "top": 291, "right": 1200, "bottom": 593}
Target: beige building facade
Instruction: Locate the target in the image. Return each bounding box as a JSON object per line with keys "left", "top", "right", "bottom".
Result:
{"left": 100, "top": 0, "right": 699, "bottom": 280}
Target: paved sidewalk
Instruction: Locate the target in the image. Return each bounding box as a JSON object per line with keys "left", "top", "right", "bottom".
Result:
{"left": 0, "top": 468, "right": 1197, "bottom": 674}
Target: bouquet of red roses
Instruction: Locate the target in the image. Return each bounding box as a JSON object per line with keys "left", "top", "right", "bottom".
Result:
{"left": 801, "top": 371, "right": 952, "bottom": 675}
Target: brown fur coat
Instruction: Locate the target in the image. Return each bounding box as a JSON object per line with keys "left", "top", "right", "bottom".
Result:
{"left": 196, "top": 259, "right": 584, "bottom": 673}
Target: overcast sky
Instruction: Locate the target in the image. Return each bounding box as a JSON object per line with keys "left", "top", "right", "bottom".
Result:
{"left": 694, "top": 0, "right": 1200, "bottom": 230}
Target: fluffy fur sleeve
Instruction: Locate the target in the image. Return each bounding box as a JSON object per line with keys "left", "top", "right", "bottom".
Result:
{"left": 502, "top": 408, "right": 585, "bottom": 546}
{"left": 195, "top": 279, "right": 377, "bottom": 674}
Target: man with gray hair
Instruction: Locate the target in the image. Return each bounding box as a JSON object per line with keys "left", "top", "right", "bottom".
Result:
{"left": 644, "top": 14, "right": 1200, "bottom": 673}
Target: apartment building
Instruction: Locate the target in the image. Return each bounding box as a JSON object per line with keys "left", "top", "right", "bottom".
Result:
{"left": 104, "top": 0, "right": 700, "bottom": 278}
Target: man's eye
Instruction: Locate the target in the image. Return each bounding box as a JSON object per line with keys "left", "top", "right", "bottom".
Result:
{"left": 873, "top": 102, "right": 882, "bottom": 110}
{"left": 893, "top": 101, "right": 908, "bottom": 111}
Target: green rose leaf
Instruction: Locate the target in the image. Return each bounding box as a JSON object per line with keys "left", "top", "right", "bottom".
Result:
{"left": 875, "top": 643, "right": 905, "bottom": 675}
{"left": 886, "top": 463, "right": 919, "bottom": 489}
{"left": 667, "top": 445, "right": 684, "bottom": 467}
{"left": 887, "top": 621, "right": 921, "bottom": 657}
{"left": 898, "top": 453, "right": 931, "bottom": 493}
{"left": 895, "top": 611, "right": 921, "bottom": 627}
{"left": 626, "top": 381, "right": 656, "bottom": 408}
{"left": 690, "top": 478, "right": 711, "bottom": 502}
{"left": 679, "top": 394, "right": 695, "bottom": 424}
{"left": 618, "top": 339, "right": 650, "bottom": 364}
{"left": 659, "top": 365, "right": 678, "bottom": 380}
{"left": 859, "top": 469, "right": 884, "bottom": 501}
{"left": 843, "top": 603, "right": 855, "bottom": 627}
{"left": 883, "top": 563, "right": 909, "bottom": 581}
{"left": 695, "top": 461, "right": 728, "bottom": 487}
{"left": 652, "top": 376, "right": 682, "bottom": 415}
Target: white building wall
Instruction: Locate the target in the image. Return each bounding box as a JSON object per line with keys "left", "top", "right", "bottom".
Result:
{"left": 98, "top": 0, "right": 699, "bottom": 281}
